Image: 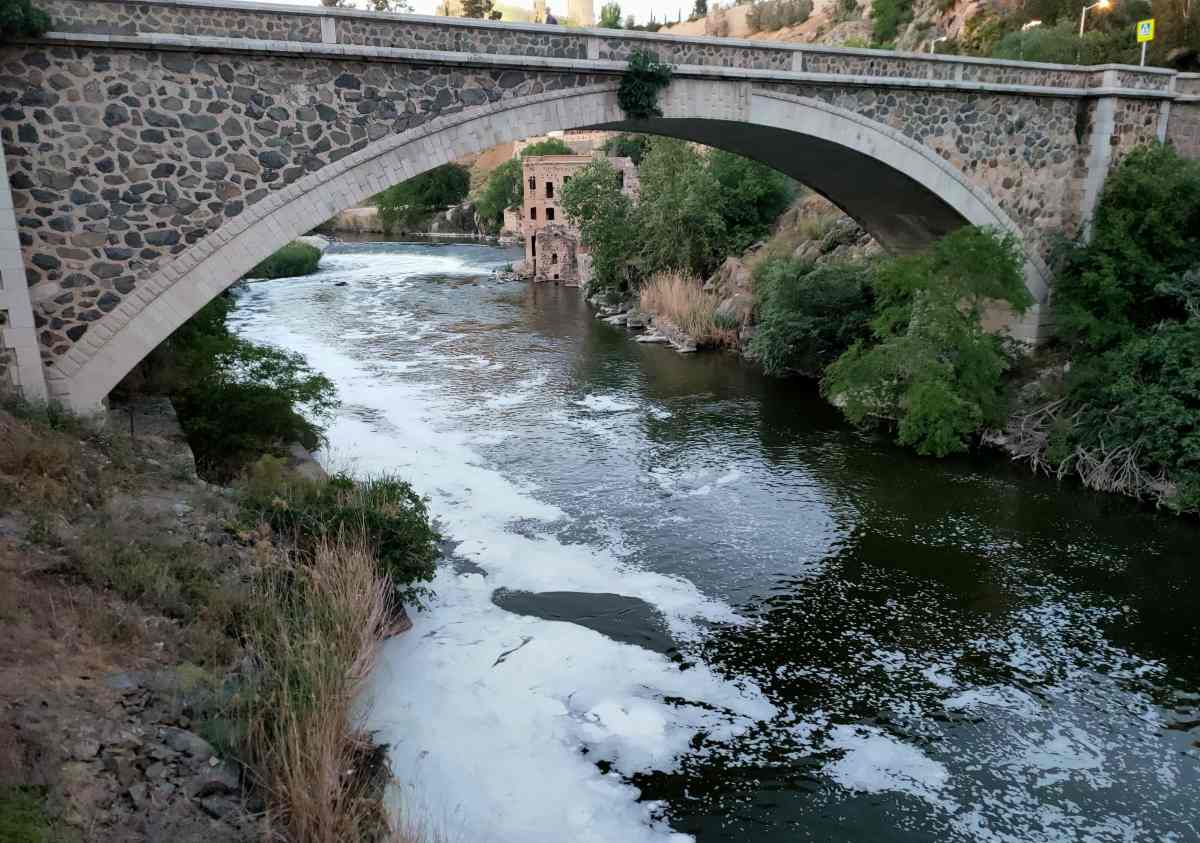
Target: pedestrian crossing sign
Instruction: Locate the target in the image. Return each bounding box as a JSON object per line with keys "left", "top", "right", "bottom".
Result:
{"left": 1137, "top": 19, "right": 1155, "bottom": 42}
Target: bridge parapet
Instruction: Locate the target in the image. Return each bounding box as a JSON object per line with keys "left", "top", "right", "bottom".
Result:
{"left": 39, "top": 0, "right": 1179, "bottom": 95}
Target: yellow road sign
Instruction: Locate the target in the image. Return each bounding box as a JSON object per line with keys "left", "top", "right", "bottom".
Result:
{"left": 1137, "top": 18, "right": 1155, "bottom": 42}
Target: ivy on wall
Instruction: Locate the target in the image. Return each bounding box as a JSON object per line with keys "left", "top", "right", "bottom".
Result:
{"left": 617, "top": 50, "right": 672, "bottom": 120}
{"left": 0, "top": 0, "right": 51, "bottom": 41}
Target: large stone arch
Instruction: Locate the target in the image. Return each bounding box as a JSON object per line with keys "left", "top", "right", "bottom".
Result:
{"left": 55, "top": 79, "right": 1044, "bottom": 412}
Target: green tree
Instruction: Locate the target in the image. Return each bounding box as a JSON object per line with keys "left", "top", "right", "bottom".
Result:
{"left": 707, "top": 149, "right": 793, "bottom": 253}
{"left": 692, "top": 0, "right": 708, "bottom": 18}
{"left": 474, "top": 138, "right": 572, "bottom": 232}
{"left": 600, "top": 133, "right": 652, "bottom": 165}
{"left": 870, "top": 0, "right": 912, "bottom": 44}
{"left": 1055, "top": 144, "right": 1200, "bottom": 354}
{"left": 461, "top": 0, "right": 503, "bottom": 18}
{"left": 749, "top": 258, "right": 875, "bottom": 377}
{"left": 824, "top": 227, "right": 1031, "bottom": 456}
{"left": 560, "top": 159, "right": 637, "bottom": 294}
{"left": 0, "top": 0, "right": 50, "bottom": 40}
{"left": 375, "top": 163, "right": 470, "bottom": 232}
{"left": 1048, "top": 144, "right": 1200, "bottom": 511}
{"left": 599, "top": 1, "right": 623, "bottom": 27}
{"left": 130, "top": 295, "right": 338, "bottom": 480}
{"left": 634, "top": 138, "right": 727, "bottom": 279}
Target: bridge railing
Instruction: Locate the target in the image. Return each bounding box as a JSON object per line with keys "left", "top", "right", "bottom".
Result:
{"left": 34, "top": 0, "right": 1181, "bottom": 96}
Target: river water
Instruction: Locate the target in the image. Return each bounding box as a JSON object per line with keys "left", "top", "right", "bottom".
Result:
{"left": 231, "top": 239, "right": 1200, "bottom": 843}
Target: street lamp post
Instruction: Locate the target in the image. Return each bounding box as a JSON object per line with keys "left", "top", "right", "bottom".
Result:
{"left": 1078, "top": 0, "right": 1110, "bottom": 37}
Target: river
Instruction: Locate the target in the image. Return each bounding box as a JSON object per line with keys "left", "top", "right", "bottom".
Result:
{"left": 230, "top": 239, "right": 1200, "bottom": 843}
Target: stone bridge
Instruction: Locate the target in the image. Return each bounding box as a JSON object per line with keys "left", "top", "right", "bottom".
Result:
{"left": 0, "top": 0, "right": 1197, "bottom": 411}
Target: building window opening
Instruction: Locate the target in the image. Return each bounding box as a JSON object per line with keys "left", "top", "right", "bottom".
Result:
{"left": 546, "top": 207, "right": 555, "bottom": 221}
{"left": 530, "top": 207, "right": 537, "bottom": 220}
{"left": 551, "top": 253, "right": 558, "bottom": 264}
{"left": 553, "top": 273, "right": 559, "bottom": 280}
{"left": 528, "top": 176, "right": 535, "bottom": 191}
{"left": 545, "top": 181, "right": 554, "bottom": 198}
{"left": 618, "top": 171, "right": 625, "bottom": 188}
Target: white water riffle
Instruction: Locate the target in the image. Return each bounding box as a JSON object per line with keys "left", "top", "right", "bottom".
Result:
{"left": 231, "top": 259, "right": 775, "bottom": 842}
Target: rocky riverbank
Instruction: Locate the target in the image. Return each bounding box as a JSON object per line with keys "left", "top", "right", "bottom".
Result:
{"left": 0, "top": 396, "right": 417, "bottom": 841}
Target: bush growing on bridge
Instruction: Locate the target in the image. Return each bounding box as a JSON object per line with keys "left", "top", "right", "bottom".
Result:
{"left": 0, "top": 0, "right": 51, "bottom": 41}
{"left": 823, "top": 226, "right": 1030, "bottom": 457}
{"left": 617, "top": 50, "right": 672, "bottom": 120}
{"left": 749, "top": 257, "right": 875, "bottom": 377}
{"left": 245, "top": 241, "right": 323, "bottom": 280}
{"left": 375, "top": 162, "right": 471, "bottom": 233}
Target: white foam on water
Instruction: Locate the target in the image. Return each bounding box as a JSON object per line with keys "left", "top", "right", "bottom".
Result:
{"left": 231, "top": 307, "right": 774, "bottom": 842}
{"left": 823, "top": 724, "right": 950, "bottom": 804}
{"left": 942, "top": 685, "right": 1039, "bottom": 717}
{"left": 575, "top": 393, "right": 639, "bottom": 412}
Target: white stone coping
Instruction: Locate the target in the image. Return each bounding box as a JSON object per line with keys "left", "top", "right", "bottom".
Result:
{"left": 57, "top": 0, "right": 1180, "bottom": 79}
{"left": 40, "top": 31, "right": 1186, "bottom": 102}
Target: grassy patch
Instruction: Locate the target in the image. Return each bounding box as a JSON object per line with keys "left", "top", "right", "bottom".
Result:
{"left": 0, "top": 787, "right": 55, "bottom": 843}
{"left": 245, "top": 241, "right": 323, "bottom": 280}
{"left": 639, "top": 272, "right": 738, "bottom": 349}
{"left": 239, "top": 540, "right": 397, "bottom": 842}
{"left": 238, "top": 456, "right": 441, "bottom": 607}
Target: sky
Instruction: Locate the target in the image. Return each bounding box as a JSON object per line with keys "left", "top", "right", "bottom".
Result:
{"left": 243, "top": 0, "right": 693, "bottom": 26}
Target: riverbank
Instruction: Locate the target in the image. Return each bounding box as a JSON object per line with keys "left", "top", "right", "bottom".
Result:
{"left": 0, "top": 387, "right": 436, "bottom": 839}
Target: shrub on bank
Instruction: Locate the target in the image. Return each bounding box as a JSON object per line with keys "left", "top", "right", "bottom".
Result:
{"left": 824, "top": 226, "right": 1030, "bottom": 456}
{"left": 245, "top": 241, "right": 323, "bottom": 280}
{"left": 749, "top": 257, "right": 875, "bottom": 377}
{"left": 1040, "top": 144, "right": 1200, "bottom": 511}
{"left": 118, "top": 294, "right": 338, "bottom": 481}
{"left": 239, "top": 457, "right": 441, "bottom": 607}
{"left": 239, "top": 540, "right": 397, "bottom": 843}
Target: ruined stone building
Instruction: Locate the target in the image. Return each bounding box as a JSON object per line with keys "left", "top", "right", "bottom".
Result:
{"left": 517, "top": 154, "right": 638, "bottom": 286}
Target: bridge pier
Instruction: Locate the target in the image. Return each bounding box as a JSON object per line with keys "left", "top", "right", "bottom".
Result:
{"left": 0, "top": 145, "right": 48, "bottom": 404}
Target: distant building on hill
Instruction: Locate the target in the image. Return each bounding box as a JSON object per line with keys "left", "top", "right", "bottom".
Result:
{"left": 516, "top": 153, "right": 638, "bottom": 286}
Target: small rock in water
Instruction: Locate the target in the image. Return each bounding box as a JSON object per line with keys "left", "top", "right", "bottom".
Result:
{"left": 335, "top": 281, "right": 349, "bottom": 286}
{"left": 635, "top": 332, "right": 670, "bottom": 344}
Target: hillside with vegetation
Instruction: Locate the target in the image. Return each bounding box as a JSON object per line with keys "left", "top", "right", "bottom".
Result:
{"left": 660, "top": 0, "right": 1199, "bottom": 67}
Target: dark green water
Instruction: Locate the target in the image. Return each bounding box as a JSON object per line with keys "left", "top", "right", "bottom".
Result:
{"left": 233, "top": 240, "right": 1200, "bottom": 842}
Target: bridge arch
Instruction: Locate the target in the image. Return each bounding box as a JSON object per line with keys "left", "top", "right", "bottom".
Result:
{"left": 56, "top": 79, "right": 1046, "bottom": 412}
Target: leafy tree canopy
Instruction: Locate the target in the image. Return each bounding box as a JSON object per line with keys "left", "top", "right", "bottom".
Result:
{"left": 376, "top": 163, "right": 471, "bottom": 232}
{"left": 823, "top": 227, "right": 1031, "bottom": 456}
{"left": 599, "top": 1, "right": 622, "bottom": 27}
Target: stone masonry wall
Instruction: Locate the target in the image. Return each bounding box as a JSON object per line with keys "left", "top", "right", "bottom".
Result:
{"left": 0, "top": 44, "right": 594, "bottom": 359}
{"left": 759, "top": 83, "right": 1112, "bottom": 257}
{"left": 1168, "top": 102, "right": 1200, "bottom": 161}
{"left": 35, "top": 0, "right": 1177, "bottom": 92}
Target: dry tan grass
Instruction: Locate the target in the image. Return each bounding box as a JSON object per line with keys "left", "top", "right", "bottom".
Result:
{"left": 639, "top": 272, "right": 738, "bottom": 348}
{"left": 243, "top": 539, "right": 415, "bottom": 843}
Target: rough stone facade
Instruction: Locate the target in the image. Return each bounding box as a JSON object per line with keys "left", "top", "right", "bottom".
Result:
{"left": 518, "top": 153, "right": 637, "bottom": 285}
{"left": 0, "top": 0, "right": 1194, "bottom": 409}
{"left": 0, "top": 45, "right": 598, "bottom": 358}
